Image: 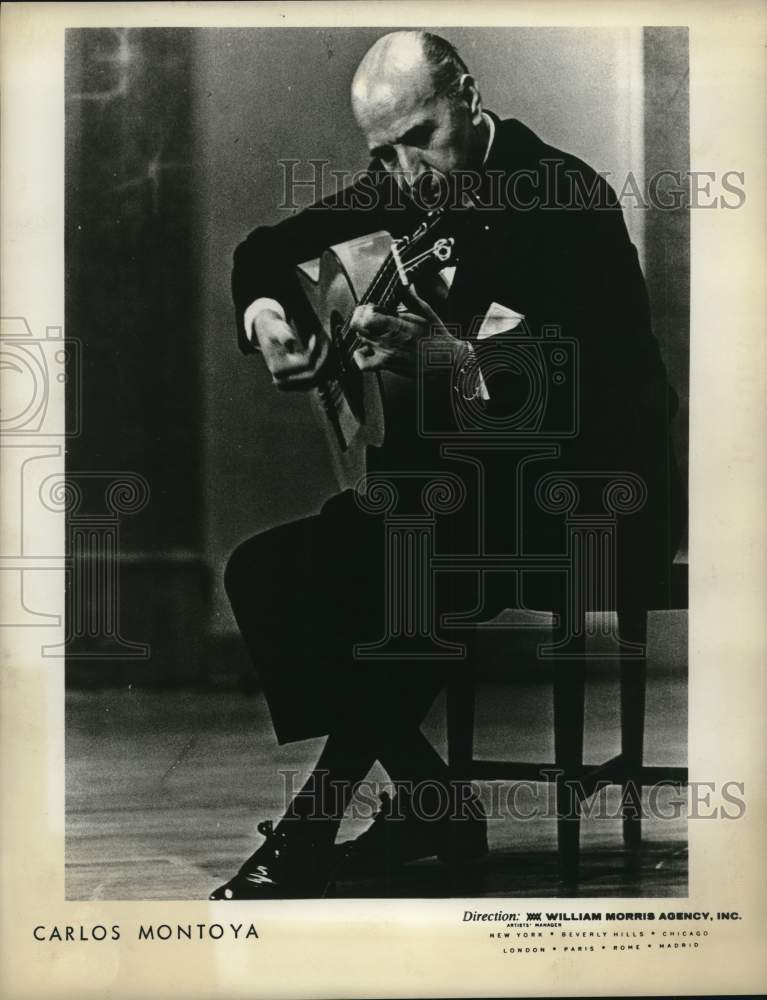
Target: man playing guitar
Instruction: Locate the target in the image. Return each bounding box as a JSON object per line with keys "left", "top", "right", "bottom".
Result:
{"left": 211, "top": 31, "right": 685, "bottom": 900}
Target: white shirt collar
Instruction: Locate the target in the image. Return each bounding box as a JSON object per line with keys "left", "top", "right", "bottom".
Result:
{"left": 482, "top": 112, "right": 496, "bottom": 165}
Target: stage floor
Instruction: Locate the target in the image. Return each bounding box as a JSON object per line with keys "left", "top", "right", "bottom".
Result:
{"left": 66, "top": 647, "right": 688, "bottom": 900}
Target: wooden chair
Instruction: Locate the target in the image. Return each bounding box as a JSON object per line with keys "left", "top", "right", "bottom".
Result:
{"left": 445, "top": 561, "right": 688, "bottom": 886}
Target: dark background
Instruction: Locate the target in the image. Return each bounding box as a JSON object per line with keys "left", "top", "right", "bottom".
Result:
{"left": 65, "top": 27, "right": 689, "bottom": 686}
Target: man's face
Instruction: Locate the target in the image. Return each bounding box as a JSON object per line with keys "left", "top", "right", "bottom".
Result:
{"left": 354, "top": 73, "right": 477, "bottom": 195}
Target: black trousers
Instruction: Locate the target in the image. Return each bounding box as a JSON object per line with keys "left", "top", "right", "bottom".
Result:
{"left": 225, "top": 439, "right": 685, "bottom": 748}
{"left": 224, "top": 489, "right": 470, "bottom": 746}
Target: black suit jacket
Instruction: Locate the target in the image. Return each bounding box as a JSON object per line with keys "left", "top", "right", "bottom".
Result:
{"left": 231, "top": 115, "right": 686, "bottom": 605}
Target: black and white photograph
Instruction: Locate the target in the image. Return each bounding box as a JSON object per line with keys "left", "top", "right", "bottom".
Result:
{"left": 1, "top": 3, "right": 765, "bottom": 998}
{"left": 62, "top": 22, "right": 690, "bottom": 903}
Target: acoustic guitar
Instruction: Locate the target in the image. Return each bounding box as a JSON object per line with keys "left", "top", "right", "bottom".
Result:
{"left": 294, "top": 210, "right": 455, "bottom": 490}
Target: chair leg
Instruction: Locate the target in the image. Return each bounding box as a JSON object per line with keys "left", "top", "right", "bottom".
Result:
{"left": 445, "top": 633, "right": 477, "bottom": 884}
{"left": 618, "top": 608, "right": 648, "bottom": 852}
{"left": 553, "top": 633, "right": 586, "bottom": 887}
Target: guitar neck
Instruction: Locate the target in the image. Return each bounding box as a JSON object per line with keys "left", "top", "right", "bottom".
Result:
{"left": 337, "top": 252, "right": 403, "bottom": 360}
{"left": 336, "top": 211, "right": 450, "bottom": 364}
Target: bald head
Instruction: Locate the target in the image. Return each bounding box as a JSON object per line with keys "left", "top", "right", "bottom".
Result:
{"left": 351, "top": 31, "right": 466, "bottom": 127}
{"left": 349, "top": 32, "right": 485, "bottom": 186}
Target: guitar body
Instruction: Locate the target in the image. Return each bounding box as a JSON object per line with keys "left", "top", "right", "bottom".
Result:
{"left": 296, "top": 231, "right": 392, "bottom": 491}
{"left": 293, "top": 215, "right": 455, "bottom": 492}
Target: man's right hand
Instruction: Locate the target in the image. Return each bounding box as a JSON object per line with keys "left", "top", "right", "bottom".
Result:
{"left": 249, "top": 302, "right": 329, "bottom": 391}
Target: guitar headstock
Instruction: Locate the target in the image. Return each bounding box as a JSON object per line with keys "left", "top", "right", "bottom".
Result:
{"left": 392, "top": 211, "right": 456, "bottom": 286}
{"left": 396, "top": 208, "right": 445, "bottom": 249}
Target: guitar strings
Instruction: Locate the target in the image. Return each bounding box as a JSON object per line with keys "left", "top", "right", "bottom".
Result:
{"left": 336, "top": 209, "right": 446, "bottom": 356}
{"left": 338, "top": 233, "right": 447, "bottom": 356}
{"left": 338, "top": 256, "right": 401, "bottom": 355}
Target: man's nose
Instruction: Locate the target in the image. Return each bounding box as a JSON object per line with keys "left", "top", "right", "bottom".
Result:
{"left": 393, "top": 145, "right": 421, "bottom": 185}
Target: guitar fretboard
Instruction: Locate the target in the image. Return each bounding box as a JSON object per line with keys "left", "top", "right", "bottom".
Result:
{"left": 337, "top": 211, "right": 446, "bottom": 362}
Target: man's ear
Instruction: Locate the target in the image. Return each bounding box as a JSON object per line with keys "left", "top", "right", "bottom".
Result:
{"left": 458, "top": 74, "right": 483, "bottom": 125}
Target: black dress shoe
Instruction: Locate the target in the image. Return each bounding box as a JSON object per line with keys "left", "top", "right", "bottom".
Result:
{"left": 210, "top": 820, "right": 335, "bottom": 900}
{"left": 336, "top": 788, "right": 488, "bottom": 875}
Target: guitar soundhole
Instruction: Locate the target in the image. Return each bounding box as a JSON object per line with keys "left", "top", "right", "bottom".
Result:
{"left": 330, "top": 309, "right": 365, "bottom": 421}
